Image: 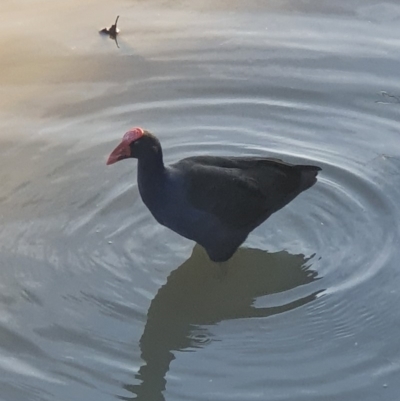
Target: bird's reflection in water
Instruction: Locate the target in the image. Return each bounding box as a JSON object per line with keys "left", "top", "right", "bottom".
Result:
{"left": 120, "top": 245, "right": 322, "bottom": 401}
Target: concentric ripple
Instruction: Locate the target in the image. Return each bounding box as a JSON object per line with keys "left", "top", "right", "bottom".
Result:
{"left": 47, "top": 88, "right": 400, "bottom": 400}
{"left": 2, "top": 2, "right": 400, "bottom": 401}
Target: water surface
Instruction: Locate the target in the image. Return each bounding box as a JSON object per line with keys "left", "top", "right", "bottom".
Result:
{"left": 1, "top": 0, "right": 400, "bottom": 400}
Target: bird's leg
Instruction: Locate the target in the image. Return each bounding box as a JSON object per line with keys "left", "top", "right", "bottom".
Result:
{"left": 198, "top": 246, "right": 230, "bottom": 280}
{"left": 215, "top": 260, "right": 229, "bottom": 281}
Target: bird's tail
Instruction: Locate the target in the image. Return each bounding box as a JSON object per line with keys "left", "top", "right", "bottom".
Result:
{"left": 297, "top": 165, "right": 322, "bottom": 191}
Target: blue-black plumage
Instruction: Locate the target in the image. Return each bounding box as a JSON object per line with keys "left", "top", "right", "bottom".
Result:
{"left": 107, "top": 128, "right": 321, "bottom": 262}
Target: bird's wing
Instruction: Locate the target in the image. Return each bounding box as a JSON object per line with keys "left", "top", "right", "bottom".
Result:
{"left": 178, "top": 155, "right": 292, "bottom": 170}
{"left": 176, "top": 158, "right": 301, "bottom": 229}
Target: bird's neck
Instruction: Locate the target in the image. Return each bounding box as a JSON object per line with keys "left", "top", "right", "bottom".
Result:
{"left": 137, "top": 148, "right": 165, "bottom": 187}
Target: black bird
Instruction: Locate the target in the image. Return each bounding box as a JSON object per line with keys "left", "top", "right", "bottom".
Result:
{"left": 107, "top": 128, "right": 321, "bottom": 262}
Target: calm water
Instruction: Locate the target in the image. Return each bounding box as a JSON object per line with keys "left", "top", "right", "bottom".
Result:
{"left": 1, "top": 0, "right": 400, "bottom": 400}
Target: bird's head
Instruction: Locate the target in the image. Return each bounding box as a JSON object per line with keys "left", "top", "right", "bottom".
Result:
{"left": 106, "top": 127, "right": 161, "bottom": 165}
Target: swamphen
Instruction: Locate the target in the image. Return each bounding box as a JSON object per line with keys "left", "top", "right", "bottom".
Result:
{"left": 107, "top": 128, "right": 321, "bottom": 262}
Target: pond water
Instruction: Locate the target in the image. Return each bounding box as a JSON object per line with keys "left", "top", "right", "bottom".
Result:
{"left": 1, "top": 0, "right": 400, "bottom": 400}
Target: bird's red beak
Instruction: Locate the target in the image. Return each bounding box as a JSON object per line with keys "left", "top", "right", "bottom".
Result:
{"left": 106, "top": 142, "right": 131, "bottom": 165}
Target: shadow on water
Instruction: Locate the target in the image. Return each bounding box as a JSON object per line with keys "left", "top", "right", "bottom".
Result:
{"left": 120, "top": 245, "right": 322, "bottom": 401}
